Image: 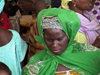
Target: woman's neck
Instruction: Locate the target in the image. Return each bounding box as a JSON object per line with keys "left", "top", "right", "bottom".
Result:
{"left": 73, "top": 8, "right": 83, "bottom": 15}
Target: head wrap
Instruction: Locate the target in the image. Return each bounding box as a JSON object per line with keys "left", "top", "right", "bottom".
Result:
{"left": 61, "top": 0, "right": 72, "bottom": 9}
{"left": 26, "top": 8, "right": 100, "bottom": 75}
{"left": 0, "top": 0, "right": 5, "bottom": 13}
{"left": 42, "top": 16, "right": 62, "bottom": 30}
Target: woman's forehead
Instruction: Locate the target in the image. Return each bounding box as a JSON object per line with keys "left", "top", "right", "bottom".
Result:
{"left": 43, "top": 29, "right": 66, "bottom": 36}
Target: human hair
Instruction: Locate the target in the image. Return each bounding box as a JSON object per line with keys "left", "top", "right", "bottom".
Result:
{"left": 0, "top": 12, "right": 4, "bottom": 26}
{"left": 0, "top": 62, "right": 11, "bottom": 75}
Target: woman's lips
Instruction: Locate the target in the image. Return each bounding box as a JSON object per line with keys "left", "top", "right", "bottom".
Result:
{"left": 52, "top": 50, "right": 60, "bottom": 54}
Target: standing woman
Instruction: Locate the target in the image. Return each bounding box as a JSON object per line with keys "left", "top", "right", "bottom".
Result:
{"left": 22, "top": 8, "right": 100, "bottom": 75}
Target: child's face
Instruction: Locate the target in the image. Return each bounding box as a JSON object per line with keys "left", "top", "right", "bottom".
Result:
{"left": 44, "top": 28, "right": 69, "bottom": 55}
{"left": 0, "top": 70, "right": 9, "bottom": 75}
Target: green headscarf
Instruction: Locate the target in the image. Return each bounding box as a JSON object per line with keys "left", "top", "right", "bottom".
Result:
{"left": 23, "top": 8, "right": 100, "bottom": 75}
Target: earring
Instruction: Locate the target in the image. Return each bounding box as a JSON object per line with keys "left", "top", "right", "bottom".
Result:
{"left": 74, "top": 4, "right": 76, "bottom": 7}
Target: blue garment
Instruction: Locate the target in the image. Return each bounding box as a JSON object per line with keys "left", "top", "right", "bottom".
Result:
{"left": 0, "top": 30, "right": 27, "bottom": 75}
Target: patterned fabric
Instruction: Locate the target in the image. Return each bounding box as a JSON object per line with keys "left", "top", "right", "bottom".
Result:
{"left": 42, "top": 16, "right": 62, "bottom": 29}
{"left": 0, "top": 11, "right": 12, "bottom": 29}
{"left": 0, "top": 30, "right": 27, "bottom": 75}
{"left": 89, "top": 1, "right": 100, "bottom": 24}
{"left": 74, "top": 32, "right": 87, "bottom": 44}
{"left": 22, "top": 8, "right": 100, "bottom": 75}
{"left": 27, "top": 14, "right": 44, "bottom": 61}
{"left": 55, "top": 71, "right": 80, "bottom": 75}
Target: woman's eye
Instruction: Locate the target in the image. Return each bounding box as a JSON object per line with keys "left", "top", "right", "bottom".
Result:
{"left": 57, "top": 38, "right": 63, "bottom": 41}
{"left": 46, "top": 39, "right": 53, "bottom": 42}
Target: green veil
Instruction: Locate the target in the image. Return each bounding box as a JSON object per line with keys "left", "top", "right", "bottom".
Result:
{"left": 23, "top": 8, "right": 100, "bottom": 75}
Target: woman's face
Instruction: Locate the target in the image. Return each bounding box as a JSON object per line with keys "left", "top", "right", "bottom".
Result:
{"left": 44, "top": 28, "right": 69, "bottom": 55}
{"left": 76, "top": 0, "right": 94, "bottom": 11}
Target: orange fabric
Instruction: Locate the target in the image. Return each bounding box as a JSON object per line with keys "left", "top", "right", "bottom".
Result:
{"left": 55, "top": 71, "right": 80, "bottom": 75}
{"left": 27, "top": 14, "right": 44, "bottom": 61}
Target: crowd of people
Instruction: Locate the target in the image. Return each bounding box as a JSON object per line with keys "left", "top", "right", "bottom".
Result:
{"left": 0, "top": 0, "right": 100, "bottom": 75}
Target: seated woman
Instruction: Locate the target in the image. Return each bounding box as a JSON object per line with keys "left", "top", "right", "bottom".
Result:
{"left": 61, "top": 0, "right": 100, "bottom": 47}
{"left": 22, "top": 8, "right": 100, "bottom": 75}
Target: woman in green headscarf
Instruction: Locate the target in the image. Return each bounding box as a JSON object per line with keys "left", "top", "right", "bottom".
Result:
{"left": 22, "top": 8, "right": 100, "bottom": 75}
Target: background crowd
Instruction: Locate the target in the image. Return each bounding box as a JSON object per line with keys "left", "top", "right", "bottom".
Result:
{"left": 0, "top": 0, "right": 100, "bottom": 75}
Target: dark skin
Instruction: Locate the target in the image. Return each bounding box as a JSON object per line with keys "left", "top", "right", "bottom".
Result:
{"left": 18, "top": 0, "right": 46, "bottom": 14}
{"left": 69, "top": 0, "right": 94, "bottom": 15}
{"left": 44, "top": 28, "right": 71, "bottom": 71}
{"left": 0, "top": 70, "right": 9, "bottom": 75}
{"left": 0, "top": 28, "right": 12, "bottom": 47}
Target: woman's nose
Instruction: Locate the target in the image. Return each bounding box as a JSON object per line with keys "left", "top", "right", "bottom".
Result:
{"left": 52, "top": 40, "right": 58, "bottom": 47}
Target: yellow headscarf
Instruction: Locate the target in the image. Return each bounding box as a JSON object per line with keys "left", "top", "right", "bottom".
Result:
{"left": 61, "top": 0, "right": 72, "bottom": 9}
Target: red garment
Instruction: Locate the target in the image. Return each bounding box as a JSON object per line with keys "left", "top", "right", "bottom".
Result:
{"left": 0, "top": 11, "right": 12, "bottom": 29}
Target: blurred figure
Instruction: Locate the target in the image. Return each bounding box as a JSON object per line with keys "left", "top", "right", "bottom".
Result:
{"left": 18, "top": 0, "right": 46, "bottom": 62}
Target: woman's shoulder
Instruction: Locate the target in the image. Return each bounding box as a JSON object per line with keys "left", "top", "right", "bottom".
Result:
{"left": 0, "top": 28, "right": 12, "bottom": 46}
{"left": 0, "top": 29, "right": 21, "bottom": 47}
{"left": 9, "top": 30, "right": 23, "bottom": 42}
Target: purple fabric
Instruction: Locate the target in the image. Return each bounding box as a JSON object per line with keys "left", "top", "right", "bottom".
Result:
{"left": 76, "top": 12, "right": 100, "bottom": 45}
{"left": 89, "top": 1, "right": 100, "bottom": 24}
